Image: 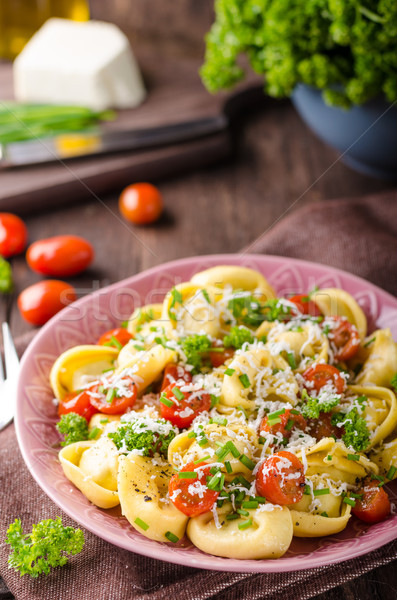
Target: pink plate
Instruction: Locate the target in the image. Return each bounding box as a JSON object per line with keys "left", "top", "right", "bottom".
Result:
{"left": 15, "top": 254, "right": 397, "bottom": 572}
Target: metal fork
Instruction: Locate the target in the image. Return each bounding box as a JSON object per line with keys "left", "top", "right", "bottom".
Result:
{"left": 0, "top": 322, "right": 20, "bottom": 431}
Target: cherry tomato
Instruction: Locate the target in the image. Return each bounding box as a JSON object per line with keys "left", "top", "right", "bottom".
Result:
{"left": 289, "top": 294, "right": 322, "bottom": 317}
{"left": 0, "top": 213, "right": 28, "bottom": 258}
{"left": 352, "top": 478, "right": 391, "bottom": 524}
{"left": 88, "top": 376, "right": 137, "bottom": 414}
{"left": 119, "top": 183, "right": 163, "bottom": 225}
{"left": 307, "top": 412, "right": 342, "bottom": 442}
{"left": 169, "top": 461, "right": 219, "bottom": 517}
{"left": 209, "top": 341, "right": 235, "bottom": 368}
{"left": 328, "top": 317, "right": 360, "bottom": 362}
{"left": 58, "top": 390, "right": 97, "bottom": 421}
{"left": 98, "top": 327, "right": 132, "bottom": 348}
{"left": 160, "top": 384, "right": 211, "bottom": 428}
{"left": 302, "top": 363, "right": 346, "bottom": 394}
{"left": 256, "top": 451, "right": 305, "bottom": 505}
{"left": 26, "top": 235, "right": 94, "bottom": 277}
{"left": 260, "top": 409, "right": 307, "bottom": 443}
{"left": 160, "top": 364, "right": 192, "bottom": 392}
{"left": 18, "top": 280, "right": 76, "bottom": 326}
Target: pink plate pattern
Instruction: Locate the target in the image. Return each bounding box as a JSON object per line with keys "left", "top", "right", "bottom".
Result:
{"left": 15, "top": 254, "right": 397, "bottom": 573}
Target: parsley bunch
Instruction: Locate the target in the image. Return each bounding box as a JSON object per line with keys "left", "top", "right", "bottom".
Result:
{"left": 56, "top": 413, "right": 89, "bottom": 446}
{"left": 6, "top": 517, "right": 84, "bottom": 578}
{"left": 300, "top": 390, "right": 340, "bottom": 420}
{"left": 108, "top": 418, "right": 177, "bottom": 457}
{"left": 331, "top": 407, "right": 370, "bottom": 452}
{"left": 201, "top": 0, "right": 397, "bottom": 107}
{"left": 180, "top": 334, "right": 212, "bottom": 373}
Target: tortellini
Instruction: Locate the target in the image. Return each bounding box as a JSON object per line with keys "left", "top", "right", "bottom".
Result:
{"left": 354, "top": 329, "right": 397, "bottom": 387}
{"left": 190, "top": 265, "right": 276, "bottom": 300}
{"left": 312, "top": 288, "right": 367, "bottom": 339}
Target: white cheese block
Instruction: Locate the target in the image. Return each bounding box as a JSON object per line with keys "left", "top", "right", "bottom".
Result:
{"left": 13, "top": 18, "right": 146, "bottom": 111}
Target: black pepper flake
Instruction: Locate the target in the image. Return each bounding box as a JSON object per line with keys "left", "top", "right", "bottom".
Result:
{"left": 144, "top": 495, "right": 152, "bottom": 502}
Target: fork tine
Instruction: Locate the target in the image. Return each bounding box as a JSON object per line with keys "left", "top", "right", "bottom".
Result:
{"left": 0, "top": 339, "right": 4, "bottom": 383}
{"left": 2, "top": 322, "right": 19, "bottom": 378}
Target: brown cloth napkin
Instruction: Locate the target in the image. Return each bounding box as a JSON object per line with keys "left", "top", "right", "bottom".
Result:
{"left": 1, "top": 192, "right": 397, "bottom": 600}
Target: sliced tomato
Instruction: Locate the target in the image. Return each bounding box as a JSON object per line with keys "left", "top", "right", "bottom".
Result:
{"left": 160, "top": 384, "right": 211, "bottom": 428}
{"left": 58, "top": 390, "right": 97, "bottom": 421}
{"left": 260, "top": 409, "right": 307, "bottom": 443}
{"left": 209, "top": 341, "right": 235, "bottom": 368}
{"left": 98, "top": 327, "right": 132, "bottom": 348}
{"left": 352, "top": 478, "right": 391, "bottom": 524}
{"left": 169, "top": 461, "right": 219, "bottom": 517}
{"left": 88, "top": 376, "right": 137, "bottom": 414}
{"left": 307, "top": 412, "right": 342, "bottom": 442}
{"left": 328, "top": 317, "right": 360, "bottom": 361}
{"left": 289, "top": 294, "right": 322, "bottom": 317}
{"left": 256, "top": 451, "right": 305, "bottom": 505}
{"left": 302, "top": 363, "right": 346, "bottom": 394}
{"left": 160, "top": 364, "right": 192, "bottom": 392}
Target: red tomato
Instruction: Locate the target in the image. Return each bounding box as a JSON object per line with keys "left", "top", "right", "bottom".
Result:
{"left": 260, "top": 409, "right": 307, "bottom": 443}
{"left": 160, "top": 364, "right": 192, "bottom": 392}
{"left": 169, "top": 461, "right": 219, "bottom": 517}
{"left": 289, "top": 294, "right": 322, "bottom": 317}
{"left": 88, "top": 377, "right": 137, "bottom": 414}
{"left": 209, "top": 341, "right": 235, "bottom": 368}
{"left": 352, "top": 478, "right": 391, "bottom": 524}
{"left": 0, "top": 213, "right": 28, "bottom": 258}
{"left": 307, "top": 412, "right": 342, "bottom": 442}
{"left": 256, "top": 451, "right": 305, "bottom": 505}
{"left": 18, "top": 280, "right": 76, "bottom": 326}
{"left": 98, "top": 327, "right": 132, "bottom": 348}
{"left": 302, "top": 363, "right": 346, "bottom": 394}
{"left": 26, "top": 235, "right": 94, "bottom": 277}
{"left": 328, "top": 317, "right": 360, "bottom": 361}
{"left": 119, "top": 183, "right": 163, "bottom": 225}
{"left": 160, "top": 384, "right": 211, "bottom": 428}
{"left": 58, "top": 390, "right": 97, "bottom": 421}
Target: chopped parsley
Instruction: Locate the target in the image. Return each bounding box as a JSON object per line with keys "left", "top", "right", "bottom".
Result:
{"left": 56, "top": 413, "right": 89, "bottom": 446}
{"left": 108, "top": 417, "right": 177, "bottom": 457}
{"left": 331, "top": 408, "right": 370, "bottom": 452}
{"left": 180, "top": 334, "right": 212, "bottom": 373}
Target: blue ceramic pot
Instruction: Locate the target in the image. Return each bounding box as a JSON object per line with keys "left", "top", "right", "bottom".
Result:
{"left": 292, "top": 84, "right": 397, "bottom": 180}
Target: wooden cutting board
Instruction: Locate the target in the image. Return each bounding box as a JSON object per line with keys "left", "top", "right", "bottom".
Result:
{"left": 0, "top": 48, "right": 263, "bottom": 215}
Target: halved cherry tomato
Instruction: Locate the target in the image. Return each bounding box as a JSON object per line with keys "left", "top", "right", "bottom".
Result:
{"left": 260, "top": 409, "right": 307, "bottom": 443}
{"left": 160, "top": 364, "right": 192, "bottom": 392}
{"left": 18, "top": 280, "right": 76, "bottom": 326}
{"left": 160, "top": 384, "right": 211, "bottom": 428}
{"left": 352, "top": 478, "right": 391, "bottom": 524}
{"left": 255, "top": 451, "right": 305, "bottom": 505}
{"left": 88, "top": 376, "right": 137, "bottom": 414}
{"left": 98, "top": 327, "right": 132, "bottom": 348}
{"left": 169, "top": 461, "right": 219, "bottom": 517}
{"left": 119, "top": 183, "right": 163, "bottom": 225}
{"left": 289, "top": 294, "right": 322, "bottom": 317}
{"left": 58, "top": 390, "right": 97, "bottom": 421}
{"left": 26, "top": 235, "right": 94, "bottom": 277}
{"left": 328, "top": 317, "right": 360, "bottom": 362}
{"left": 302, "top": 363, "right": 346, "bottom": 394}
{"left": 307, "top": 412, "right": 342, "bottom": 442}
{"left": 209, "top": 341, "right": 235, "bottom": 368}
{"left": 0, "top": 213, "right": 28, "bottom": 258}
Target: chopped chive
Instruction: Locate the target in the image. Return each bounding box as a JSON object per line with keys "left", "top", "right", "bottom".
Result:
{"left": 320, "top": 512, "right": 329, "bottom": 518}
{"left": 285, "top": 419, "right": 294, "bottom": 431}
{"left": 236, "top": 405, "right": 247, "bottom": 418}
{"left": 347, "top": 454, "right": 360, "bottom": 461}
{"left": 102, "top": 368, "right": 113, "bottom": 373}
{"left": 364, "top": 337, "right": 376, "bottom": 347}
{"left": 187, "top": 430, "right": 196, "bottom": 438}
{"left": 238, "top": 518, "right": 253, "bottom": 530}
{"left": 160, "top": 395, "right": 174, "bottom": 408}
{"left": 165, "top": 531, "right": 179, "bottom": 543}
{"left": 286, "top": 352, "right": 297, "bottom": 369}
{"left": 238, "top": 475, "right": 251, "bottom": 489}
{"left": 343, "top": 497, "right": 356, "bottom": 507}
{"left": 237, "top": 508, "right": 249, "bottom": 517}
{"left": 134, "top": 518, "right": 149, "bottom": 531}
{"left": 172, "top": 386, "right": 185, "bottom": 401}
{"left": 106, "top": 388, "right": 116, "bottom": 404}
{"left": 226, "top": 513, "right": 239, "bottom": 520}
{"left": 267, "top": 408, "right": 286, "bottom": 419}
{"left": 350, "top": 492, "right": 363, "bottom": 500}
{"left": 327, "top": 455, "right": 332, "bottom": 461}
{"left": 121, "top": 320, "right": 129, "bottom": 328}
{"left": 225, "top": 461, "right": 233, "bottom": 474}
{"left": 371, "top": 474, "right": 385, "bottom": 486}
{"left": 255, "top": 496, "right": 267, "bottom": 504}
{"left": 239, "top": 374, "right": 251, "bottom": 389}
{"left": 226, "top": 441, "right": 241, "bottom": 458}
{"left": 304, "top": 485, "right": 311, "bottom": 495}
{"left": 197, "top": 436, "right": 208, "bottom": 447}
{"left": 210, "top": 466, "right": 220, "bottom": 476}
{"left": 99, "top": 418, "right": 109, "bottom": 424}
{"left": 133, "top": 344, "right": 145, "bottom": 351}
{"left": 242, "top": 500, "right": 258, "bottom": 509}
{"left": 210, "top": 416, "right": 228, "bottom": 426}
{"left": 194, "top": 455, "right": 210, "bottom": 464}
{"left": 224, "top": 368, "right": 235, "bottom": 376}
{"left": 88, "top": 427, "right": 100, "bottom": 439}
{"left": 215, "top": 445, "right": 230, "bottom": 461}
{"left": 210, "top": 394, "right": 220, "bottom": 409}
{"left": 267, "top": 418, "right": 282, "bottom": 427}
{"left": 239, "top": 454, "right": 256, "bottom": 470}
{"left": 313, "top": 488, "right": 330, "bottom": 496}
{"left": 290, "top": 409, "right": 300, "bottom": 415}
{"left": 207, "top": 474, "right": 222, "bottom": 490}
{"left": 217, "top": 499, "right": 224, "bottom": 508}
{"left": 98, "top": 385, "right": 105, "bottom": 394}
{"left": 110, "top": 335, "right": 123, "bottom": 350}
{"left": 178, "top": 471, "right": 197, "bottom": 479}
{"left": 387, "top": 466, "right": 397, "bottom": 480}
{"left": 201, "top": 289, "right": 211, "bottom": 303}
